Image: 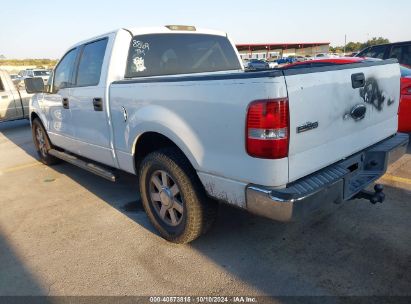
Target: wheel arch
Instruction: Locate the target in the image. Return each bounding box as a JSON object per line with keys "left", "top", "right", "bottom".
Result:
{"left": 30, "top": 111, "right": 47, "bottom": 129}
{"left": 133, "top": 131, "right": 200, "bottom": 178}
{"left": 30, "top": 111, "right": 40, "bottom": 124}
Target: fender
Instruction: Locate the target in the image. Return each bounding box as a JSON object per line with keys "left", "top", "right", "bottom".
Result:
{"left": 29, "top": 94, "right": 47, "bottom": 128}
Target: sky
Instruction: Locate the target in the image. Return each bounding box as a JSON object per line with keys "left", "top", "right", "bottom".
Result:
{"left": 1, "top": 0, "right": 410, "bottom": 59}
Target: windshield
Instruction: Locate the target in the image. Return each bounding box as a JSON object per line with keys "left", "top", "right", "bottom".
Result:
{"left": 34, "top": 71, "right": 50, "bottom": 76}
{"left": 125, "top": 34, "right": 241, "bottom": 78}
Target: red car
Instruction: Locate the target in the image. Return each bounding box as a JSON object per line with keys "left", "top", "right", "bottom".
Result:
{"left": 285, "top": 58, "right": 411, "bottom": 132}
{"left": 399, "top": 66, "right": 411, "bottom": 132}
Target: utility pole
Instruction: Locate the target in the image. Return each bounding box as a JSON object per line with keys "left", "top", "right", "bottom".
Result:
{"left": 344, "top": 34, "right": 347, "bottom": 56}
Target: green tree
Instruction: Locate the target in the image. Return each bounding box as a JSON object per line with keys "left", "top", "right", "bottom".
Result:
{"left": 345, "top": 42, "right": 363, "bottom": 52}
{"left": 361, "top": 37, "right": 390, "bottom": 49}
{"left": 330, "top": 37, "right": 390, "bottom": 54}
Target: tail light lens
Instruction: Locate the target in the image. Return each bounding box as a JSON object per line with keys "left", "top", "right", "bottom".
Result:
{"left": 246, "top": 98, "right": 289, "bottom": 159}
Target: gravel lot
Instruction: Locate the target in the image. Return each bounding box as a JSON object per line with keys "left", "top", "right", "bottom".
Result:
{"left": 1, "top": 120, "right": 410, "bottom": 298}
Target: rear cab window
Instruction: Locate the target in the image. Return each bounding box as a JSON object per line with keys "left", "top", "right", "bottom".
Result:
{"left": 358, "top": 45, "right": 388, "bottom": 59}
{"left": 125, "top": 33, "right": 241, "bottom": 78}
{"left": 34, "top": 71, "right": 50, "bottom": 76}
{"left": 389, "top": 44, "right": 411, "bottom": 67}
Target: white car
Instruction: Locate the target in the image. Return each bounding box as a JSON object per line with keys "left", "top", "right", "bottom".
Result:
{"left": 315, "top": 53, "right": 340, "bottom": 59}
{"left": 25, "top": 25, "right": 408, "bottom": 243}
{"left": 19, "top": 69, "right": 51, "bottom": 84}
{"left": 268, "top": 61, "right": 279, "bottom": 68}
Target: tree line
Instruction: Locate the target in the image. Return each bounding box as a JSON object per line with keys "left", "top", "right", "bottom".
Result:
{"left": 330, "top": 37, "right": 390, "bottom": 53}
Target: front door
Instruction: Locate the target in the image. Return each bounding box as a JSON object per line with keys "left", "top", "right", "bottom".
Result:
{"left": 43, "top": 48, "right": 79, "bottom": 152}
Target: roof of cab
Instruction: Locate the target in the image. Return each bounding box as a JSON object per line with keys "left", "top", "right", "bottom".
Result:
{"left": 70, "top": 26, "right": 227, "bottom": 48}
{"left": 126, "top": 26, "right": 227, "bottom": 37}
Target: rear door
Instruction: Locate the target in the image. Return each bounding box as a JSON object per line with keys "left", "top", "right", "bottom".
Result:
{"left": 69, "top": 37, "right": 115, "bottom": 167}
{"left": 284, "top": 61, "right": 400, "bottom": 182}
{"left": 0, "top": 74, "right": 18, "bottom": 121}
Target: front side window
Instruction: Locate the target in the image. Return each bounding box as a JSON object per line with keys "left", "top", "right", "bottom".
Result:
{"left": 76, "top": 38, "right": 108, "bottom": 87}
{"left": 125, "top": 34, "right": 241, "bottom": 78}
{"left": 0, "top": 78, "right": 4, "bottom": 91}
{"left": 53, "top": 48, "right": 78, "bottom": 91}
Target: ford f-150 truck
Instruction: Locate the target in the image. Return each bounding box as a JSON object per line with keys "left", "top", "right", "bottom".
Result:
{"left": 25, "top": 26, "right": 409, "bottom": 243}
{"left": 0, "top": 70, "right": 31, "bottom": 122}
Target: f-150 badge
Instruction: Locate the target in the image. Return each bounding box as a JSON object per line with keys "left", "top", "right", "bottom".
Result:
{"left": 297, "top": 121, "right": 319, "bottom": 133}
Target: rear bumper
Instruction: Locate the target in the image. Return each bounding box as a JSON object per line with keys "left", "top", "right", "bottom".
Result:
{"left": 246, "top": 133, "right": 409, "bottom": 222}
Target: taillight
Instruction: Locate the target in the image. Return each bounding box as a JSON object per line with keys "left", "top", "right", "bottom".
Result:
{"left": 246, "top": 98, "right": 289, "bottom": 159}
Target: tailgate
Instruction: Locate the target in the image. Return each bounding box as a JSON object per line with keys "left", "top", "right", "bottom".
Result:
{"left": 285, "top": 60, "right": 400, "bottom": 182}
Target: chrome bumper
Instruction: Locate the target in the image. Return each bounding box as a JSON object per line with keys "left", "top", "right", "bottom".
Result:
{"left": 246, "top": 133, "right": 409, "bottom": 222}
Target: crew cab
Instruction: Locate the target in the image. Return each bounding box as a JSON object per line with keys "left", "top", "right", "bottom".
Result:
{"left": 25, "top": 26, "right": 408, "bottom": 243}
{"left": 0, "top": 69, "right": 31, "bottom": 123}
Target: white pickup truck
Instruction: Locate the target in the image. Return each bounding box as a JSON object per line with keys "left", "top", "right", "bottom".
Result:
{"left": 25, "top": 26, "right": 408, "bottom": 243}
{"left": 0, "top": 70, "right": 30, "bottom": 122}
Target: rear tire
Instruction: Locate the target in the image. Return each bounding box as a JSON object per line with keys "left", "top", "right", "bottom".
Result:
{"left": 139, "top": 147, "right": 217, "bottom": 244}
{"left": 32, "top": 118, "right": 60, "bottom": 165}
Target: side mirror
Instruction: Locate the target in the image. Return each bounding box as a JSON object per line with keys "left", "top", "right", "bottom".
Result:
{"left": 24, "top": 77, "right": 45, "bottom": 94}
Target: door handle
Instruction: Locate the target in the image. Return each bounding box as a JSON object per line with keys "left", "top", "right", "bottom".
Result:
{"left": 351, "top": 73, "right": 365, "bottom": 89}
{"left": 93, "top": 98, "right": 103, "bottom": 111}
{"left": 62, "top": 97, "right": 69, "bottom": 109}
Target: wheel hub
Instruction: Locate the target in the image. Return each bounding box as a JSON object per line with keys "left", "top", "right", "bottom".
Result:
{"left": 149, "top": 170, "right": 184, "bottom": 227}
{"left": 159, "top": 187, "right": 173, "bottom": 208}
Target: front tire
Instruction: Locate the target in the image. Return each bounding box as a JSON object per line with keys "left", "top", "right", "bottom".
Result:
{"left": 32, "top": 118, "right": 60, "bottom": 165}
{"left": 139, "top": 148, "right": 217, "bottom": 244}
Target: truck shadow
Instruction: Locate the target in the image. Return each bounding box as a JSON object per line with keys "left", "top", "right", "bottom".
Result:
{"left": 0, "top": 231, "right": 51, "bottom": 298}
{"left": 0, "top": 120, "right": 37, "bottom": 158}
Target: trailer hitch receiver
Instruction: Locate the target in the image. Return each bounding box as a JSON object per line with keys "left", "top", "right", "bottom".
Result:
{"left": 353, "top": 184, "right": 385, "bottom": 204}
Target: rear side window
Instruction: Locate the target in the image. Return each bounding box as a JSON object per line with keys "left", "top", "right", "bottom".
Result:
{"left": 358, "top": 45, "right": 387, "bottom": 59}
{"left": 125, "top": 34, "right": 241, "bottom": 78}
{"left": 389, "top": 44, "right": 411, "bottom": 67}
{"left": 76, "top": 38, "right": 108, "bottom": 87}
{"left": 54, "top": 48, "right": 78, "bottom": 90}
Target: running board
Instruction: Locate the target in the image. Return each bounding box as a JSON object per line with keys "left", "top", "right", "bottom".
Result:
{"left": 48, "top": 149, "right": 117, "bottom": 182}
